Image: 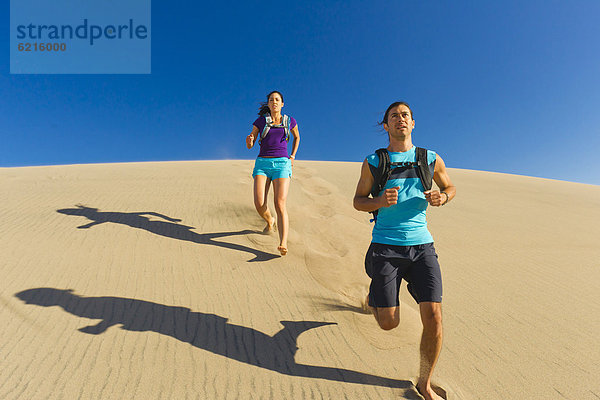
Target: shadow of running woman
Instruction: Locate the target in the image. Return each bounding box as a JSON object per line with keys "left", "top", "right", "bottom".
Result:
{"left": 15, "top": 288, "right": 414, "bottom": 390}
{"left": 57, "top": 205, "right": 278, "bottom": 262}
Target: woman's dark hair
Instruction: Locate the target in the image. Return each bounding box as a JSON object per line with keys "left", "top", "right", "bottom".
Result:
{"left": 258, "top": 91, "right": 284, "bottom": 116}
{"left": 379, "top": 101, "right": 413, "bottom": 125}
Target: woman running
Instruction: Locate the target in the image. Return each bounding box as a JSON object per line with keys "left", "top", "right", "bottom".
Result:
{"left": 246, "top": 91, "right": 300, "bottom": 256}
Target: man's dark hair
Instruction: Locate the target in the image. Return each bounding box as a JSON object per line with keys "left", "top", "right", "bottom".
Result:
{"left": 379, "top": 101, "right": 413, "bottom": 125}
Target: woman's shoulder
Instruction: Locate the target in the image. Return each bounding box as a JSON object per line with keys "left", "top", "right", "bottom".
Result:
{"left": 287, "top": 115, "right": 297, "bottom": 128}
{"left": 253, "top": 115, "right": 266, "bottom": 128}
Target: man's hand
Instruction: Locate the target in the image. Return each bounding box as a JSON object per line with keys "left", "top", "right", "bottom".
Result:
{"left": 378, "top": 187, "right": 400, "bottom": 208}
{"left": 424, "top": 190, "right": 447, "bottom": 207}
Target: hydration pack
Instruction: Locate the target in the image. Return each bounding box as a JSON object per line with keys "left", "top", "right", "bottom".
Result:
{"left": 259, "top": 114, "right": 291, "bottom": 144}
{"left": 369, "top": 147, "right": 433, "bottom": 221}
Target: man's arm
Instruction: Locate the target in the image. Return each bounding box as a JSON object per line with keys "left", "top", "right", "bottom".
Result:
{"left": 353, "top": 159, "right": 399, "bottom": 212}
{"left": 424, "top": 154, "right": 456, "bottom": 207}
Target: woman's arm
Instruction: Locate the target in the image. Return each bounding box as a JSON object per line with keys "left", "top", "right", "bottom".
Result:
{"left": 289, "top": 125, "right": 300, "bottom": 165}
{"left": 246, "top": 125, "right": 260, "bottom": 149}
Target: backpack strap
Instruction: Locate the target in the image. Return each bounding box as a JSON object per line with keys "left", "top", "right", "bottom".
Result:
{"left": 371, "top": 148, "right": 391, "bottom": 198}
{"left": 259, "top": 114, "right": 290, "bottom": 144}
{"left": 282, "top": 114, "right": 290, "bottom": 141}
{"left": 368, "top": 147, "right": 433, "bottom": 222}
{"left": 415, "top": 147, "right": 433, "bottom": 191}
{"left": 369, "top": 148, "right": 391, "bottom": 222}
{"left": 259, "top": 115, "right": 272, "bottom": 144}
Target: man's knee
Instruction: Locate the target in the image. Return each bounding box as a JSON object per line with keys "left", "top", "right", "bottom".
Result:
{"left": 378, "top": 318, "right": 399, "bottom": 331}
{"left": 375, "top": 307, "right": 400, "bottom": 331}
{"left": 420, "top": 302, "right": 443, "bottom": 334}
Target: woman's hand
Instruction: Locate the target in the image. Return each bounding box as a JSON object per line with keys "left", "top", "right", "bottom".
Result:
{"left": 246, "top": 134, "right": 255, "bottom": 149}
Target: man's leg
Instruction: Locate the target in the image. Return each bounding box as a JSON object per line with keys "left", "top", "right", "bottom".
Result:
{"left": 370, "top": 304, "right": 400, "bottom": 331}
{"left": 364, "top": 243, "right": 403, "bottom": 330}
{"left": 417, "top": 301, "right": 443, "bottom": 400}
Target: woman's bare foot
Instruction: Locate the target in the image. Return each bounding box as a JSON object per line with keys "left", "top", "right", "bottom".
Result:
{"left": 416, "top": 382, "right": 445, "bottom": 400}
{"left": 277, "top": 245, "right": 288, "bottom": 256}
{"left": 263, "top": 217, "right": 276, "bottom": 234}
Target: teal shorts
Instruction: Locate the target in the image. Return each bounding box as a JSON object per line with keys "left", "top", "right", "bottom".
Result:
{"left": 252, "top": 157, "right": 292, "bottom": 180}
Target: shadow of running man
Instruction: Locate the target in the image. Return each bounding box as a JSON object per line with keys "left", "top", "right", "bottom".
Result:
{"left": 57, "top": 205, "right": 278, "bottom": 262}
{"left": 16, "top": 288, "right": 413, "bottom": 390}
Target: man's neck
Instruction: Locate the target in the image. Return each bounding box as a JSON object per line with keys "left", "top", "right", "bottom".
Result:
{"left": 387, "top": 138, "right": 413, "bottom": 153}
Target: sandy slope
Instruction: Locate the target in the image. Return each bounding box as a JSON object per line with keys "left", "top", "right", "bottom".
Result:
{"left": 1, "top": 160, "right": 599, "bottom": 400}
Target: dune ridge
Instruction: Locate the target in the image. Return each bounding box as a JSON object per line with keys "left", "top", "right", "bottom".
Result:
{"left": 1, "top": 160, "right": 599, "bottom": 399}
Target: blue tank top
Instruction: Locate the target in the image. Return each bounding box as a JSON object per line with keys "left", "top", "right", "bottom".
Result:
{"left": 366, "top": 146, "right": 437, "bottom": 246}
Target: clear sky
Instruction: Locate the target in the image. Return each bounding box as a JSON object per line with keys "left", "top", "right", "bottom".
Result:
{"left": 2, "top": 1, "right": 600, "bottom": 185}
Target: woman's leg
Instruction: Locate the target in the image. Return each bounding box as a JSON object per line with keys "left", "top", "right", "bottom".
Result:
{"left": 272, "top": 177, "right": 290, "bottom": 254}
{"left": 253, "top": 175, "right": 275, "bottom": 232}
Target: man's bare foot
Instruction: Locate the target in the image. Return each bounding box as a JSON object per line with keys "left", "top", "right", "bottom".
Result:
{"left": 277, "top": 245, "right": 288, "bottom": 256}
{"left": 263, "top": 218, "right": 276, "bottom": 234}
{"left": 416, "top": 382, "right": 445, "bottom": 400}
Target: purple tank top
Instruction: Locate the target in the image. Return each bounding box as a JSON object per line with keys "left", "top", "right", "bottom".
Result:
{"left": 253, "top": 115, "right": 297, "bottom": 158}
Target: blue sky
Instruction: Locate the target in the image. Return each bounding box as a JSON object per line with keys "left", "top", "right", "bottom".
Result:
{"left": 2, "top": 1, "right": 600, "bottom": 185}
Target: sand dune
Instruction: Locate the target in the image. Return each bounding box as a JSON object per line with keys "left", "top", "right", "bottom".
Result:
{"left": 1, "top": 160, "right": 599, "bottom": 399}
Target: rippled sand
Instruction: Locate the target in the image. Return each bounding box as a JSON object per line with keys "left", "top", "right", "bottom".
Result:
{"left": 1, "top": 160, "right": 599, "bottom": 399}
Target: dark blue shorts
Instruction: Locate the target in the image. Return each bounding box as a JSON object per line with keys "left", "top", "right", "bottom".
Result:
{"left": 365, "top": 242, "right": 443, "bottom": 306}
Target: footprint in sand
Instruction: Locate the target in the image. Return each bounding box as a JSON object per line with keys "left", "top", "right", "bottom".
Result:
{"left": 246, "top": 230, "right": 276, "bottom": 248}
{"left": 297, "top": 177, "right": 334, "bottom": 197}
{"left": 314, "top": 204, "right": 336, "bottom": 218}
{"left": 291, "top": 166, "right": 316, "bottom": 180}
{"left": 301, "top": 185, "right": 332, "bottom": 197}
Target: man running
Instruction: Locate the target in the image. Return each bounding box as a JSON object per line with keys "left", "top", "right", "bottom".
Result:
{"left": 353, "top": 101, "right": 456, "bottom": 400}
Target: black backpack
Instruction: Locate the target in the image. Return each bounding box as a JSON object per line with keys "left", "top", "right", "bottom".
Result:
{"left": 369, "top": 147, "right": 433, "bottom": 221}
